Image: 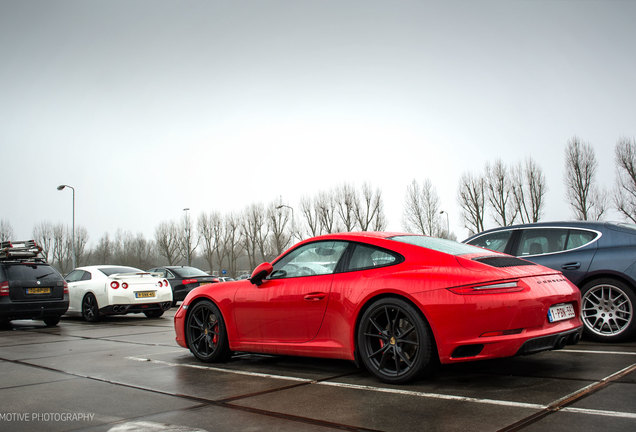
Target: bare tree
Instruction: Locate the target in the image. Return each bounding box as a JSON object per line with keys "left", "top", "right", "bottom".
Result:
{"left": 300, "top": 196, "right": 321, "bottom": 237}
{"left": 354, "top": 183, "right": 384, "bottom": 231}
{"left": 458, "top": 172, "right": 486, "bottom": 235}
{"left": 72, "top": 226, "right": 89, "bottom": 267}
{"left": 178, "top": 211, "right": 199, "bottom": 266}
{"left": 0, "top": 219, "right": 14, "bottom": 242}
{"left": 316, "top": 191, "right": 338, "bottom": 234}
{"left": 511, "top": 157, "right": 547, "bottom": 223}
{"left": 267, "top": 201, "right": 292, "bottom": 257}
{"left": 485, "top": 160, "right": 517, "bottom": 226}
{"left": 615, "top": 137, "right": 636, "bottom": 223}
{"left": 564, "top": 137, "right": 606, "bottom": 220}
{"left": 33, "top": 221, "right": 54, "bottom": 261}
{"left": 224, "top": 213, "right": 244, "bottom": 277}
{"left": 155, "top": 221, "right": 180, "bottom": 265}
{"left": 241, "top": 203, "right": 269, "bottom": 269}
{"left": 402, "top": 179, "right": 442, "bottom": 236}
{"left": 92, "top": 233, "right": 113, "bottom": 264}
{"left": 335, "top": 184, "right": 357, "bottom": 232}
{"left": 198, "top": 211, "right": 220, "bottom": 273}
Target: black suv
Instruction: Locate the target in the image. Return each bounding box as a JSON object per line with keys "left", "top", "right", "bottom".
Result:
{"left": 0, "top": 240, "right": 69, "bottom": 328}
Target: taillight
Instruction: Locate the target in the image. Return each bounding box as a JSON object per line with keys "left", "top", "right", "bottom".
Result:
{"left": 182, "top": 279, "right": 198, "bottom": 285}
{"left": 448, "top": 281, "right": 523, "bottom": 295}
{"left": 122, "top": 282, "right": 128, "bottom": 289}
{"left": 110, "top": 281, "right": 120, "bottom": 289}
{"left": 63, "top": 281, "right": 69, "bottom": 294}
{"left": 0, "top": 281, "right": 9, "bottom": 296}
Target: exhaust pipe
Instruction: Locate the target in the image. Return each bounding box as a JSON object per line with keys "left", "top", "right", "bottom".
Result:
{"left": 555, "top": 336, "right": 568, "bottom": 350}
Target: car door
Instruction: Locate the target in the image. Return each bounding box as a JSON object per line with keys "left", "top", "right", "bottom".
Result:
{"left": 232, "top": 240, "right": 348, "bottom": 343}
{"left": 512, "top": 227, "right": 599, "bottom": 285}
{"left": 66, "top": 270, "right": 94, "bottom": 312}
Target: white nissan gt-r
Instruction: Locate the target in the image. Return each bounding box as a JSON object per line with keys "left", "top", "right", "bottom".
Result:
{"left": 64, "top": 265, "right": 173, "bottom": 321}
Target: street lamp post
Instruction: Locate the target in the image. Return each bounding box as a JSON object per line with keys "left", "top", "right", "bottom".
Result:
{"left": 57, "top": 184, "right": 76, "bottom": 269}
{"left": 439, "top": 210, "right": 450, "bottom": 237}
{"left": 183, "top": 208, "right": 191, "bottom": 266}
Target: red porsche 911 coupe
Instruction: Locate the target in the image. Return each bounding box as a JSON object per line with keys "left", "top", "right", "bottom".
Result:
{"left": 174, "top": 232, "right": 583, "bottom": 383}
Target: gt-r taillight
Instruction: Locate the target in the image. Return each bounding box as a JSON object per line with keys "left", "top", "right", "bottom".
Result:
{"left": 122, "top": 282, "right": 129, "bottom": 289}
{"left": 182, "top": 279, "right": 198, "bottom": 285}
{"left": 158, "top": 279, "right": 168, "bottom": 287}
{"left": 0, "top": 281, "right": 9, "bottom": 296}
{"left": 448, "top": 280, "right": 524, "bottom": 295}
{"left": 110, "top": 281, "right": 120, "bottom": 289}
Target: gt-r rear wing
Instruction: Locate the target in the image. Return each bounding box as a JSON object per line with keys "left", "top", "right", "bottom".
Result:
{"left": 109, "top": 272, "right": 158, "bottom": 280}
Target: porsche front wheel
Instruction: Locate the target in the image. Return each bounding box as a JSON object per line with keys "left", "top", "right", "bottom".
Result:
{"left": 186, "top": 300, "right": 231, "bottom": 362}
{"left": 357, "top": 298, "right": 433, "bottom": 384}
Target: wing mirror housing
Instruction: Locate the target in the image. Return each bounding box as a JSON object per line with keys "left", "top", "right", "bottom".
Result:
{"left": 250, "top": 262, "right": 273, "bottom": 286}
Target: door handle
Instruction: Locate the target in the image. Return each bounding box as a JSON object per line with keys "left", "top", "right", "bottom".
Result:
{"left": 304, "top": 292, "right": 327, "bottom": 301}
{"left": 561, "top": 262, "right": 581, "bottom": 270}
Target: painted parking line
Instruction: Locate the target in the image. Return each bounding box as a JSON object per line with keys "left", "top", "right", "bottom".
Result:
{"left": 561, "top": 349, "right": 636, "bottom": 356}
{"left": 126, "top": 356, "right": 636, "bottom": 419}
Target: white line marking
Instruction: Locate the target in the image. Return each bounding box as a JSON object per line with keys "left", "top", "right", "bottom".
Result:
{"left": 126, "top": 356, "right": 636, "bottom": 420}
{"left": 561, "top": 407, "right": 636, "bottom": 419}
{"left": 560, "top": 349, "right": 636, "bottom": 356}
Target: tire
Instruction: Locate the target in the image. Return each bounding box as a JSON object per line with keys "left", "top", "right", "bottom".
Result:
{"left": 186, "top": 300, "right": 231, "bottom": 362}
{"left": 581, "top": 278, "right": 635, "bottom": 342}
{"left": 81, "top": 293, "right": 101, "bottom": 322}
{"left": 144, "top": 310, "right": 164, "bottom": 319}
{"left": 43, "top": 316, "right": 61, "bottom": 327}
{"left": 357, "top": 297, "right": 434, "bottom": 384}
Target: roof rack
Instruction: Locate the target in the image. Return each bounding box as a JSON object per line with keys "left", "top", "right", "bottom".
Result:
{"left": 0, "top": 240, "right": 45, "bottom": 261}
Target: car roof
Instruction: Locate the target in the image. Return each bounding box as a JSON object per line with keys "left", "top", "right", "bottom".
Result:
{"left": 464, "top": 221, "right": 627, "bottom": 240}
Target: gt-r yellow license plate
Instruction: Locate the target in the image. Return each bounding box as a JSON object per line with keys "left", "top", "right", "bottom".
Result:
{"left": 26, "top": 287, "right": 51, "bottom": 295}
{"left": 135, "top": 291, "right": 156, "bottom": 299}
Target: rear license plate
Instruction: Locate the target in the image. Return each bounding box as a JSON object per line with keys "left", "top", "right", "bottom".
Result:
{"left": 135, "top": 291, "right": 156, "bottom": 299}
{"left": 548, "top": 303, "right": 576, "bottom": 323}
{"left": 26, "top": 287, "right": 51, "bottom": 295}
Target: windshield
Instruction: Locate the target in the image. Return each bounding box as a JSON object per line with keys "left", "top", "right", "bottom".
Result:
{"left": 173, "top": 267, "right": 210, "bottom": 277}
{"left": 99, "top": 266, "right": 143, "bottom": 276}
{"left": 390, "top": 235, "right": 489, "bottom": 256}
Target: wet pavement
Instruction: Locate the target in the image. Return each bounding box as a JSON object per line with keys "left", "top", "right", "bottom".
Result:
{"left": 1, "top": 309, "right": 635, "bottom": 432}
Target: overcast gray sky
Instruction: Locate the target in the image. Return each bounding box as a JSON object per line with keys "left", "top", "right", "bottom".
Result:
{"left": 1, "top": 0, "right": 634, "bottom": 243}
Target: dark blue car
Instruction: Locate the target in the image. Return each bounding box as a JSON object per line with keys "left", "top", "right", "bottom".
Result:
{"left": 464, "top": 221, "right": 636, "bottom": 342}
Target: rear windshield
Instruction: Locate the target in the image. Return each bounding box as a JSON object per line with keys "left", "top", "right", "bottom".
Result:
{"left": 390, "top": 235, "right": 489, "bottom": 256}
{"left": 5, "top": 264, "right": 63, "bottom": 282}
{"left": 173, "top": 267, "right": 209, "bottom": 277}
{"left": 99, "top": 266, "right": 143, "bottom": 276}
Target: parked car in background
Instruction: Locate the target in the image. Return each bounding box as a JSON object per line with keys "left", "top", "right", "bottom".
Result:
{"left": 217, "top": 276, "right": 235, "bottom": 282}
{"left": 147, "top": 266, "right": 219, "bottom": 305}
{"left": 65, "top": 266, "right": 172, "bottom": 321}
{"left": 464, "top": 221, "right": 636, "bottom": 342}
{"left": 0, "top": 240, "right": 68, "bottom": 328}
{"left": 175, "top": 232, "right": 582, "bottom": 383}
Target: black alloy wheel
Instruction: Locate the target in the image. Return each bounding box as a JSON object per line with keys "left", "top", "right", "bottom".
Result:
{"left": 81, "top": 293, "right": 100, "bottom": 322}
{"left": 357, "top": 298, "right": 433, "bottom": 384}
{"left": 186, "top": 300, "right": 230, "bottom": 362}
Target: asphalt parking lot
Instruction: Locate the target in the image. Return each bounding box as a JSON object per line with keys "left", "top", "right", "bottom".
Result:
{"left": 1, "top": 309, "right": 635, "bottom": 432}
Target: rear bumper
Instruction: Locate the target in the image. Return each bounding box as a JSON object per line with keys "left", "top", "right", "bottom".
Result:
{"left": 99, "top": 302, "right": 173, "bottom": 315}
{"left": 0, "top": 299, "right": 69, "bottom": 321}
{"left": 516, "top": 327, "right": 583, "bottom": 355}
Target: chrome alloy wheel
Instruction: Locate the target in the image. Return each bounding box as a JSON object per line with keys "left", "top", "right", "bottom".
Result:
{"left": 582, "top": 282, "right": 633, "bottom": 337}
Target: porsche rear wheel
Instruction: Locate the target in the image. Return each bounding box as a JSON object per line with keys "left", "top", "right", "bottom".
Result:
{"left": 357, "top": 298, "right": 433, "bottom": 384}
{"left": 186, "top": 300, "right": 230, "bottom": 362}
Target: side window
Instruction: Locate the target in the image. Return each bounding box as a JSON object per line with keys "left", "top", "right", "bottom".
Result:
{"left": 346, "top": 244, "right": 400, "bottom": 271}
{"left": 65, "top": 270, "right": 84, "bottom": 282}
{"left": 80, "top": 271, "right": 92, "bottom": 281}
{"left": 566, "top": 229, "right": 598, "bottom": 250}
{"left": 518, "top": 229, "right": 568, "bottom": 256}
{"left": 270, "top": 241, "right": 348, "bottom": 279}
{"left": 467, "top": 231, "right": 512, "bottom": 253}
{"left": 166, "top": 270, "right": 175, "bottom": 278}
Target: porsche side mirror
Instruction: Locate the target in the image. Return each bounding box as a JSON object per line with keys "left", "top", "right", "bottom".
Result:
{"left": 250, "top": 262, "right": 273, "bottom": 286}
